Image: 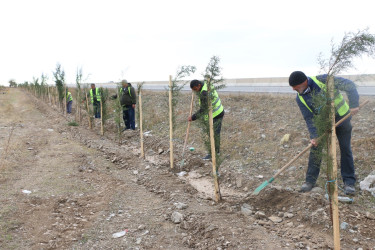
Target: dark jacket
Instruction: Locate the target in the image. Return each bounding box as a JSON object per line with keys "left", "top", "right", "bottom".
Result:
{"left": 296, "top": 74, "right": 359, "bottom": 139}
{"left": 113, "top": 83, "right": 137, "bottom": 106}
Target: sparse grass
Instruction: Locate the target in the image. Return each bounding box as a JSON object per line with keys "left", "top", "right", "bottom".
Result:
{"left": 68, "top": 121, "right": 79, "bottom": 126}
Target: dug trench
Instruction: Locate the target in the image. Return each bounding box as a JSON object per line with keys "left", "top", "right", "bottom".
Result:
{"left": 0, "top": 88, "right": 374, "bottom": 249}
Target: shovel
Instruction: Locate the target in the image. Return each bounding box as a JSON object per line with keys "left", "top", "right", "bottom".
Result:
{"left": 180, "top": 91, "right": 195, "bottom": 167}
{"left": 253, "top": 100, "right": 369, "bottom": 195}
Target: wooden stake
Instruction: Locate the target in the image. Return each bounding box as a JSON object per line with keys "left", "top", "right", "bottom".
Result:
{"left": 169, "top": 75, "right": 174, "bottom": 169}
{"left": 207, "top": 79, "right": 221, "bottom": 202}
{"left": 139, "top": 88, "right": 145, "bottom": 159}
{"left": 64, "top": 85, "right": 67, "bottom": 116}
{"left": 85, "top": 91, "right": 92, "bottom": 129}
{"left": 327, "top": 76, "right": 340, "bottom": 250}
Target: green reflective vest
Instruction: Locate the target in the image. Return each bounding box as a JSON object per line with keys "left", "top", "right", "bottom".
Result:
{"left": 298, "top": 76, "right": 349, "bottom": 116}
{"left": 89, "top": 88, "right": 101, "bottom": 103}
{"left": 120, "top": 87, "right": 132, "bottom": 97}
{"left": 66, "top": 92, "right": 73, "bottom": 102}
{"left": 200, "top": 82, "right": 224, "bottom": 120}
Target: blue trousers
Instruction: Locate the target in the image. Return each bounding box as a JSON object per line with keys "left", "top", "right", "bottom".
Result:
{"left": 123, "top": 105, "right": 135, "bottom": 130}
{"left": 67, "top": 101, "right": 73, "bottom": 114}
{"left": 93, "top": 103, "right": 101, "bottom": 118}
{"left": 306, "top": 118, "right": 356, "bottom": 186}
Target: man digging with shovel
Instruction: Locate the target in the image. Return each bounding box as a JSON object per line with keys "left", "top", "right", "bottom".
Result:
{"left": 289, "top": 71, "right": 359, "bottom": 195}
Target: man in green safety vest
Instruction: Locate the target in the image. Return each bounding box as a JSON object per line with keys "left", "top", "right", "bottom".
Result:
{"left": 188, "top": 79, "right": 224, "bottom": 161}
{"left": 66, "top": 90, "right": 73, "bottom": 114}
{"left": 89, "top": 83, "right": 101, "bottom": 118}
{"left": 289, "top": 71, "right": 359, "bottom": 195}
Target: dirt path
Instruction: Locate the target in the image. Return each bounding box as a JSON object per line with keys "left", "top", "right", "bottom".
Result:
{"left": 1, "top": 88, "right": 374, "bottom": 249}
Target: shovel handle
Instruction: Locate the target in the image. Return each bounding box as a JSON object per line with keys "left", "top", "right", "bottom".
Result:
{"left": 273, "top": 99, "right": 369, "bottom": 179}
{"left": 182, "top": 91, "right": 195, "bottom": 156}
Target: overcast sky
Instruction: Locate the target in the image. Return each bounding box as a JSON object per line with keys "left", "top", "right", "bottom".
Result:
{"left": 1, "top": 0, "right": 374, "bottom": 85}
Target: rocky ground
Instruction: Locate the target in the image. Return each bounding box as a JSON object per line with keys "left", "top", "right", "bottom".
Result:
{"left": 0, "top": 87, "right": 374, "bottom": 249}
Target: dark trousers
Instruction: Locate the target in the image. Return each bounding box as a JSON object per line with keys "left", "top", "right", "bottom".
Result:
{"left": 123, "top": 105, "right": 135, "bottom": 130}
{"left": 93, "top": 103, "right": 101, "bottom": 118}
{"left": 212, "top": 115, "right": 223, "bottom": 154}
{"left": 67, "top": 101, "right": 72, "bottom": 114}
{"left": 306, "top": 118, "right": 356, "bottom": 186}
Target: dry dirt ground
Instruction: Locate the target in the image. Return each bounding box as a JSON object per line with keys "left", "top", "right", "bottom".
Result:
{"left": 1, "top": 87, "right": 374, "bottom": 249}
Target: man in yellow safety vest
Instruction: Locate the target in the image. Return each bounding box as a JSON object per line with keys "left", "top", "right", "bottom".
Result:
{"left": 188, "top": 79, "right": 224, "bottom": 161}
{"left": 89, "top": 83, "right": 101, "bottom": 118}
{"left": 289, "top": 71, "right": 359, "bottom": 195}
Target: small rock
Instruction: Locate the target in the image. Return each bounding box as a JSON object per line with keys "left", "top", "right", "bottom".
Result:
{"left": 243, "top": 187, "right": 249, "bottom": 192}
{"left": 133, "top": 170, "right": 138, "bottom": 175}
{"left": 147, "top": 149, "right": 156, "bottom": 155}
{"left": 158, "top": 148, "right": 164, "bottom": 154}
{"left": 284, "top": 212, "right": 294, "bottom": 218}
{"left": 280, "top": 134, "right": 290, "bottom": 144}
{"left": 340, "top": 222, "right": 349, "bottom": 230}
{"left": 255, "top": 211, "right": 266, "bottom": 219}
{"left": 136, "top": 238, "right": 142, "bottom": 244}
{"left": 261, "top": 134, "right": 266, "bottom": 139}
{"left": 311, "top": 187, "right": 324, "bottom": 193}
{"left": 352, "top": 238, "right": 359, "bottom": 243}
{"left": 268, "top": 216, "right": 283, "bottom": 223}
{"left": 171, "top": 211, "right": 184, "bottom": 224}
{"left": 145, "top": 165, "right": 150, "bottom": 170}
{"left": 241, "top": 206, "right": 252, "bottom": 216}
{"left": 288, "top": 166, "right": 296, "bottom": 171}
{"left": 174, "top": 202, "right": 188, "bottom": 210}
{"left": 236, "top": 178, "right": 243, "bottom": 188}
{"left": 365, "top": 212, "right": 375, "bottom": 220}
{"left": 286, "top": 222, "right": 294, "bottom": 227}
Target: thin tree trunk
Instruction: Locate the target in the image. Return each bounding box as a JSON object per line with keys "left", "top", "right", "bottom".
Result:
{"left": 207, "top": 79, "right": 221, "bottom": 202}
{"left": 85, "top": 92, "right": 92, "bottom": 129}
{"left": 139, "top": 88, "right": 145, "bottom": 159}
{"left": 169, "top": 76, "right": 174, "bottom": 169}
{"left": 326, "top": 76, "right": 340, "bottom": 250}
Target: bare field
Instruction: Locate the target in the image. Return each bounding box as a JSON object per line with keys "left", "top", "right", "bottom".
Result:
{"left": 1, "top": 87, "right": 374, "bottom": 249}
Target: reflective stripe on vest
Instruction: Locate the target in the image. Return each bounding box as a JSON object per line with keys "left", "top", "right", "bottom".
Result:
{"left": 200, "top": 82, "right": 224, "bottom": 119}
{"left": 298, "top": 76, "right": 349, "bottom": 116}
{"left": 67, "top": 92, "right": 73, "bottom": 102}
{"left": 90, "top": 88, "right": 101, "bottom": 103}
{"left": 120, "top": 87, "right": 132, "bottom": 97}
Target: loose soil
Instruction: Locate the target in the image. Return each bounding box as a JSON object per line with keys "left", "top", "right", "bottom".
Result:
{"left": 0, "top": 88, "right": 374, "bottom": 249}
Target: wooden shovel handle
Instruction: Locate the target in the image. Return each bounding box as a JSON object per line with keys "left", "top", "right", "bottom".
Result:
{"left": 182, "top": 91, "right": 195, "bottom": 156}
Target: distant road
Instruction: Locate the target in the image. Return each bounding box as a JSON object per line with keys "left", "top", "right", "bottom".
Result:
{"left": 140, "top": 85, "right": 375, "bottom": 95}
{"left": 92, "top": 74, "right": 375, "bottom": 95}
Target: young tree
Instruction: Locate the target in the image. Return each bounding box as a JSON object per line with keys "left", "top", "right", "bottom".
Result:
{"left": 53, "top": 63, "right": 65, "bottom": 112}
{"left": 167, "top": 66, "right": 196, "bottom": 169}
{"left": 316, "top": 29, "right": 375, "bottom": 249}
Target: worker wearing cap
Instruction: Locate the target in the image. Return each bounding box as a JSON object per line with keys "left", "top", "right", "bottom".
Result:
{"left": 112, "top": 80, "right": 137, "bottom": 131}
{"left": 188, "top": 79, "right": 224, "bottom": 161}
{"left": 288, "top": 71, "right": 359, "bottom": 195}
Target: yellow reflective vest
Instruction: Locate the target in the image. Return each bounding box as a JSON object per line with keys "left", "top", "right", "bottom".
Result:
{"left": 298, "top": 76, "right": 349, "bottom": 116}
{"left": 200, "top": 82, "right": 224, "bottom": 120}
{"left": 89, "top": 88, "right": 101, "bottom": 103}
{"left": 66, "top": 92, "right": 73, "bottom": 102}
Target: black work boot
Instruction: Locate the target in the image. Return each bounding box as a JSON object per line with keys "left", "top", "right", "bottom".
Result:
{"left": 299, "top": 182, "right": 314, "bottom": 193}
